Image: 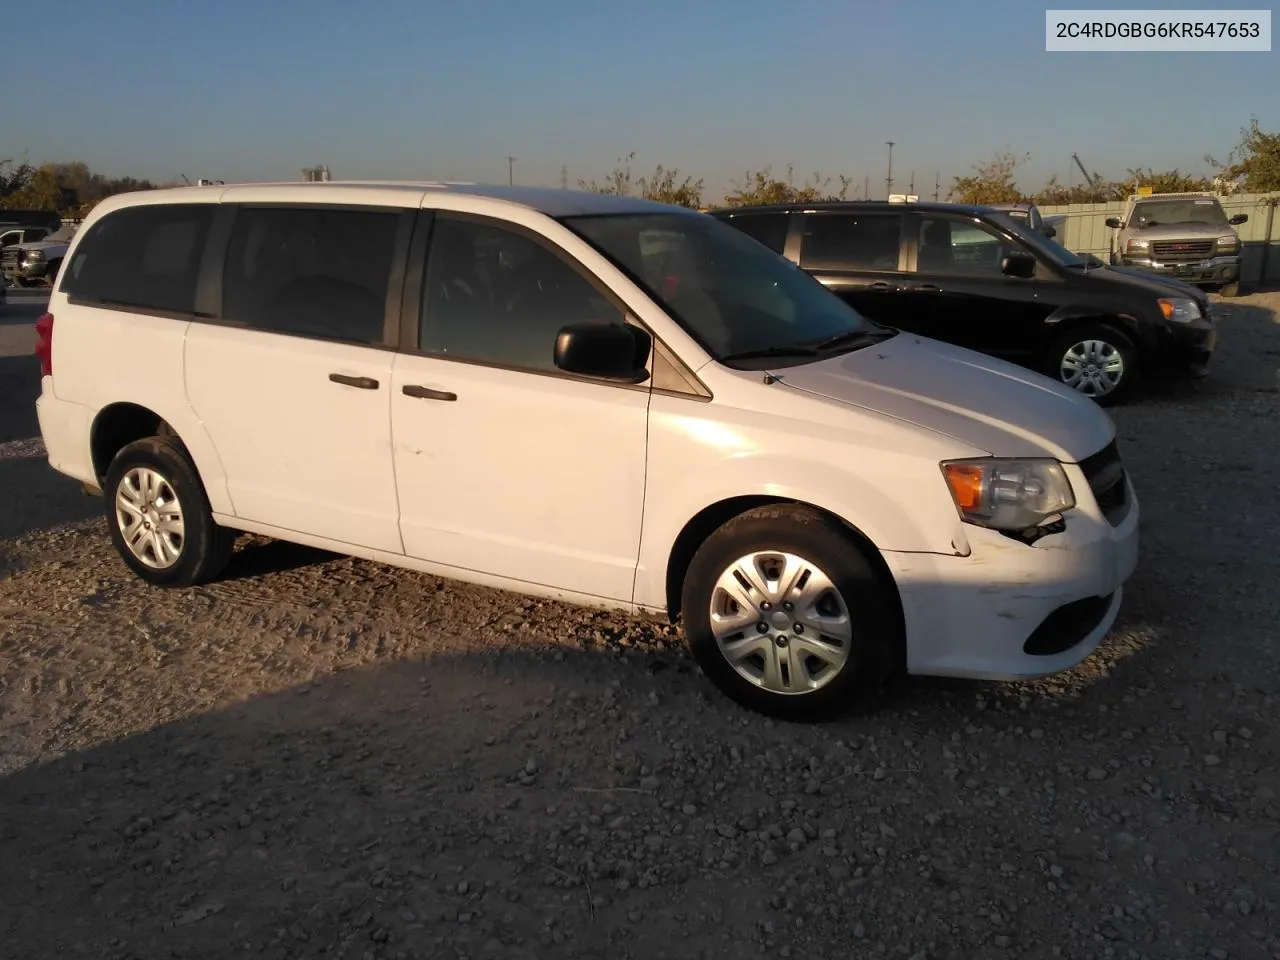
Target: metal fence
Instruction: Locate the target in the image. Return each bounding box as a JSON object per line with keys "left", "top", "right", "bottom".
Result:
{"left": 1040, "top": 192, "right": 1280, "bottom": 288}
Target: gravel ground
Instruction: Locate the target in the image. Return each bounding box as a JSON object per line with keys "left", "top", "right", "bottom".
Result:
{"left": 1, "top": 290, "right": 1278, "bottom": 960}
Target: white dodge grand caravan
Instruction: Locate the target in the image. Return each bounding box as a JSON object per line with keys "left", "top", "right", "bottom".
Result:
{"left": 34, "top": 182, "right": 1139, "bottom": 718}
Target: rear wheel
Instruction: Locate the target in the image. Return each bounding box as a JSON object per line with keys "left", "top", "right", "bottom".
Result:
{"left": 103, "top": 437, "right": 234, "bottom": 587}
{"left": 1047, "top": 323, "right": 1135, "bottom": 405}
{"left": 680, "top": 504, "right": 900, "bottom": 721}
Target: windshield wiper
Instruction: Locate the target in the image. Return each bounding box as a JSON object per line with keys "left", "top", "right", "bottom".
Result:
{"left": 809, "top": 328, "right": 897, "bottom": 352}
{"left": 719, "top": 345, "right": 820, "bottom": 363}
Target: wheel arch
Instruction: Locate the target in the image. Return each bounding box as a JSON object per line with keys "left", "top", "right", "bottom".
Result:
{"left": 662, "top": 495, "right": 906, "bottom": 652}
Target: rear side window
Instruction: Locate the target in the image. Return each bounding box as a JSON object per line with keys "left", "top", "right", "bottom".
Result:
{"left": 721, "top": 213, "right": 790, "bottom": 254}
{"left": 799, "top": 213, "right": 902, "bottom": 271}
{"left": 62, "top": 204, "right": 214, "bottom": 314}
{"left": 221, "top": 206, "right": 400, "bottom": 345}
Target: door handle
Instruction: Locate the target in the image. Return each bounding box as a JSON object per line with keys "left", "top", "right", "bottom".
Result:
{"left": 909, "top": 283, "right": 940, "bottom": 293}
{"left": 329, "top": 373, "right": 379, "bottom": 389}
{"left": 403, "top": 384, "right": 457, "bottom": 402}
{"left": 868, "top": 281, "right": 893, "bottom": 290}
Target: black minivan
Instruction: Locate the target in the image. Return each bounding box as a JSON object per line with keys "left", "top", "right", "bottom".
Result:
{"left": 708, "top": 200, "right": 1218, "bottom": 403}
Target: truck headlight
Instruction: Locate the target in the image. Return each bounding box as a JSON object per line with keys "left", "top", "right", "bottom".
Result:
{"left": 941, "top": 459, "right": 1075, "bottom": 532}
{"left": 1158, "top": 297, "right": 1201, "bottom": 323}
{"left": 24, "top": 250, "right": 45, "bottom": 262}
{"left": 1125, "top": 238, "right": 1149, "bottom": 252}
{"left": 1216, "top": 235, "right": 1239, "bottom": 248}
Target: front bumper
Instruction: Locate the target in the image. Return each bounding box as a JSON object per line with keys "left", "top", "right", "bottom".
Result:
{"left": 1119, "top": 254, "right": 1238, "bottom": 285}
{"left": 885, "top": 460, "right": 1139, "bottom": 681}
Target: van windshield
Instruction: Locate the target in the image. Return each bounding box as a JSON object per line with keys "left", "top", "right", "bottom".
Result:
{"left": 560, "top": 211, "right": 890, "bottom": 366}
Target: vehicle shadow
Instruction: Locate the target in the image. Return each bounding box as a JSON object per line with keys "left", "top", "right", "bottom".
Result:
{"left": 220, "top": 534, "right": 339, "bottom": 580}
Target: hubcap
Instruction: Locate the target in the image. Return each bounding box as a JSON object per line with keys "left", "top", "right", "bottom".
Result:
{"left": 708, "top": 551, "right": 853, "bottom": 696}
{"left": 114, "top": 467, "right": 185, "bottom": 569}
{"left": 1060, "top": 340, "right": 1125, "bottom": 397}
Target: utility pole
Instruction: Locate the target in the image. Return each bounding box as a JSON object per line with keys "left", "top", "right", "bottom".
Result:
{"left": 506, "top": 155, "right": 516, "bottom": 186}
{"left": 885, "top": 141, "right": 895, "bottom": 198}
{"left": 909, "top": 171, "right": 915, "bottom": 195}
{"left": 934, "top": 172, "right": 941, "bottom": 201}
{"left": 560, "top": 165, "right": 568, "bottom": 190}
{"left": 864, "top": 174, "right": 870, "bottom": 200}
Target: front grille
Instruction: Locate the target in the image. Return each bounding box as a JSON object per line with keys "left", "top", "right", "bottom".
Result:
{"left": 1151, "top": 240, "right": 1214, "bottom": 260}
{"left": 1078, "top": 439, "right": 1130, "bottom": 526}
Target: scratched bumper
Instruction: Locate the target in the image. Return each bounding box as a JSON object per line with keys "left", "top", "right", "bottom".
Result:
{"left": 883, "top": 465, "right": 1140, "bottom": 680}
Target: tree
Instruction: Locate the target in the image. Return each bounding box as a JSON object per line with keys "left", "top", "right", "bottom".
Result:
{"left": 721, "top": 165, "right": 849, "bottom": 207}
{"left": 948, "top": 150, "right": 1029, "bottom": 204}
{"left": 578, "top": 152, "right": 636, "bottom": 196}
{"left": 1222, "top": 117, "right": 1280, "bottom": 192}
{"left": 636, "top": 164, "right": 703, "bottom": 208}
{"left": 0, "top": 161, "right": 156, "bottom": 217}
{"left": 1120, "top": 167, "right": 1213, "bottom": 194}
{"left": 0, "top": 159, "right": 34, "bottom": 201}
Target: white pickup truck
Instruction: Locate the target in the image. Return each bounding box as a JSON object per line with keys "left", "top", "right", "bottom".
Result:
{"left": 2, "top": 224, "right": 78, "bottom": 288}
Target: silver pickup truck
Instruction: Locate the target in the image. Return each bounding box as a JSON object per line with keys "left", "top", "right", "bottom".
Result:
{"left": 1105, "top": 192, "right": 1247, "bottom": 297}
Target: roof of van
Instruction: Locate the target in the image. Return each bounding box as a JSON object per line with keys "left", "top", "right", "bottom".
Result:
{"left": 91, "top": 181, "right": 690, "bottom": 219}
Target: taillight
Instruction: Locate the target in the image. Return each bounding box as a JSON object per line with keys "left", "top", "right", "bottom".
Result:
{"left": 34, "top": 312, "right": 53, "bottom": 377}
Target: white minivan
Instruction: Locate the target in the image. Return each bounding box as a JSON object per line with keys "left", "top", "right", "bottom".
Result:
{"left": 34, "top": 182, "right": 1139, "bottom": 718}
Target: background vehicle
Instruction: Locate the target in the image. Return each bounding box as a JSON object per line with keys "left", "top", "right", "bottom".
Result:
{"left": 34, "top": 182, "right": 1136, "bottom": 720}
{"left": 1105, "top": 192, "right": 1247, "bottom": 297}
{"left": 4, "top": 224, "right": 77, "bottom": 287}
{"left": 709, "top": 199, "right": 1216, "bottom": 403}
{"left": 988, "top": 201, "right": 1059, "bottom": 238}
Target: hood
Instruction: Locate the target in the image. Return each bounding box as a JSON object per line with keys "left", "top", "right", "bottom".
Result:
{"left": 18, "top": 238, "right": 69, "bottom": 253}
{"left": 1080, "top": 261, "right": 1210, "bottom": 306}
{"left": 1129, "top": 221, "right": 1233, "bottom": 240}
{"left": 773, "top": 333, "right": 1114, "bottom": 463}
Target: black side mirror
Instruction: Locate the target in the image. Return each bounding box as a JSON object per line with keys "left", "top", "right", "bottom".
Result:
{"left": 554, "top": 321, "right": 652, "bottom": 383}
{"left": 1229, "top": 213, "right": 1248, "bottom": 225}
{"left": 1104, "top": 217, "right": 1122, "bottom": 229}
{"left": 1041, "top": 225, "right": 1057, "bottom": 239}
{"left": 1001, "top": 251, "right": 1037, "bottom": 279}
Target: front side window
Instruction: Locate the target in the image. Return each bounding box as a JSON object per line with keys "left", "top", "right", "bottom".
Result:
{"left": 420, "top": 216, "right": 624, "bottom": 373}
{"left": 916, "top": 216, "right": 1015, "bottom": 277}
{"left": 562, "top": 211, "right": 882, "bottom": 365}
{"left": 799, "top": 213, "right": 903, "bottom": 271}
{"left": 61, "top": 204, "right": 214, "bottom": 314}
{"left": 222, "top": 205, "right": 400, "bottom": 345}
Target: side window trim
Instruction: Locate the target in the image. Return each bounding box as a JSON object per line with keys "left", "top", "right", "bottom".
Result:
{"left": 193, "top": 202, "right": 415, "bottom": 350}
{"left": 401, "top": 209, "right": 708, "bottom": 395}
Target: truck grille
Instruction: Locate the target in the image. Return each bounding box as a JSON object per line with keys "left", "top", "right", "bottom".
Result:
{"left": 1078, "top": 440, "right": 1129, "bottom": 526}
{"left": 1151, "top": 240, "right": 1214, "bottom": 260}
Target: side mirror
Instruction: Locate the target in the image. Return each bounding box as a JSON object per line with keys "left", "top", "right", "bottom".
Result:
{"left": 1042, "top": 225, "right": 1057, "bottom": 239}
{"left": 1229, "top": 213, "right": 1248, "bottom": 225}
{"left": 554, "top": 321, "right": 652, "bottom": 383}
{"left": 1001, "top": 251, "right": 1037, "bottom": 279}
{"left": 1104, "top": 217, "right": 1122, "bottom": 229}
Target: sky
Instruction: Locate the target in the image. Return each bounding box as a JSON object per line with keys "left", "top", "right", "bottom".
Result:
{"left": 2, "top": 0, "right": 1276, "bottom": 201}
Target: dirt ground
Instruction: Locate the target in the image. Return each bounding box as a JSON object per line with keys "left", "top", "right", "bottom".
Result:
{"left": 1, "top": 289, "right": 1278, "bottom": 960}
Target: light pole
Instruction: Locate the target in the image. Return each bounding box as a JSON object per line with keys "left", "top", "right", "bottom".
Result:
{"left": 506, "top": 156, "right": 515, "bottom": 186}
{"left": 885, "top": 142, "right": 895, "bottom": 199}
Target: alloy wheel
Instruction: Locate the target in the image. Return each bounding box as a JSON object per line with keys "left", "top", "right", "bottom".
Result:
{"left": 114, "top": 467, "right": 186, "bottom": 569}
{"left": 1060, "top": 339, "right": 1125, "bottom": 397}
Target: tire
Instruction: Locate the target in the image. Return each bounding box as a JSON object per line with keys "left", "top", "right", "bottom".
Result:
{"left": 1219, "top": 281, "right": 1240, "bottom": 298}
{"left": 680, "top": 504, "right": 900, "bottom": 721}
{"left": 103, "top": 436, "right": 234, "bottom": 587}
{"left": 1046, "top": 323, "right": 1136, "bottom": 406}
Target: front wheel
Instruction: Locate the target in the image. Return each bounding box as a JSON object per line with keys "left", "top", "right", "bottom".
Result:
{"left": 680, "top": 504, "right": 900, "bottom": 721}
{"left": 1047, "top": 324, "right": 1136, "bottom": 405}
{"left": 103, "top": 437, "right": 235, "bottom": 587}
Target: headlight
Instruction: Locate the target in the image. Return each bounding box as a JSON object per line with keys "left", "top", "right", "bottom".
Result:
{"left": 1158, "top": 297, "right": 1201, "bottom": 323}
{"left": 24, "top": 250, "right": 45, "bottom": 262}
{"left": 1125, "top": 238, "right": 1150, "bottom": 252}
{"left": 941, "top": 458, "right": 1075, "bottom": 532}
{"left": 1216, "top": 235, "right": 1238, "bottom": 248}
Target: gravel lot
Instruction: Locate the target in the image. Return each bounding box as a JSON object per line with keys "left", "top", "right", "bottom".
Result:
{"left": 1, "top": 288, "right": 1278, "bottom": 960}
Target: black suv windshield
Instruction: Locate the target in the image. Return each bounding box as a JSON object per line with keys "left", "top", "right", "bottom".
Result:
{"left": 561, "top": 212, "right": 888, "bottom": 366}
{"left": 1130, "top": 198, "right": 1227, "bottom": 227}
{"left": 986, "top": 211, "right": 1086, "bottom": 268}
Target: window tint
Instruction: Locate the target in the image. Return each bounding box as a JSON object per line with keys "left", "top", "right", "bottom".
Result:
{"left": 799, "top": 213, "right": 902, "bottom": 270}
{"left": 62, "top": 204, "right": 214, "bottom": 314}
{"left": 916, "top": 217, "right": 1013, "bottom": 276}
{"left": 222, "top": 206, "right": 399, "bottom": 344}
{"left": 421, "top": 217, "right": 624, "bottom": 373}
{"left": 723, "top": 213, "right": 790, "bottom": 254}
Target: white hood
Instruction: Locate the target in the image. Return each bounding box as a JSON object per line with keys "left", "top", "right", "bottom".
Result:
{"left": 773, "top": 333, "right": 1115, "bottom": 463}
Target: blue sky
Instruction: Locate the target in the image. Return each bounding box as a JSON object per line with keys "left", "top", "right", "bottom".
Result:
{"left": 3, "top": 0, "right": 1275, "bottom": 201}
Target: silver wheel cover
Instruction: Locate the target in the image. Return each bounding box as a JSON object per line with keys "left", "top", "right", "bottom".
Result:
{"left": 1060, "top": 339, "right": 1125, "bottom": 397}
{"left": 709, "top": 551, "right": 853, "bottom": 696}
{"left": 114, "top": 467, "right": 185, "bottom": 569}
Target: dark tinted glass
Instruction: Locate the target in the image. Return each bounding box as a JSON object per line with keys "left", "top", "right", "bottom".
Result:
{"left": 62, "top": 204, "right": 214, "bottom": 314}
{"left": 222, "top": 206, "right": 399, "bottom": 344}
{"left": 799, "top": 213, "right": 902, "bottom": 270}
{"left": 722, "top": 213, "right": 790, "bottom": 254}
{"left": 421, "top": 217, "right": 623, "bottom": 372}
{"left": 917, "top": 216, "right": 1012, "bottom": 276}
